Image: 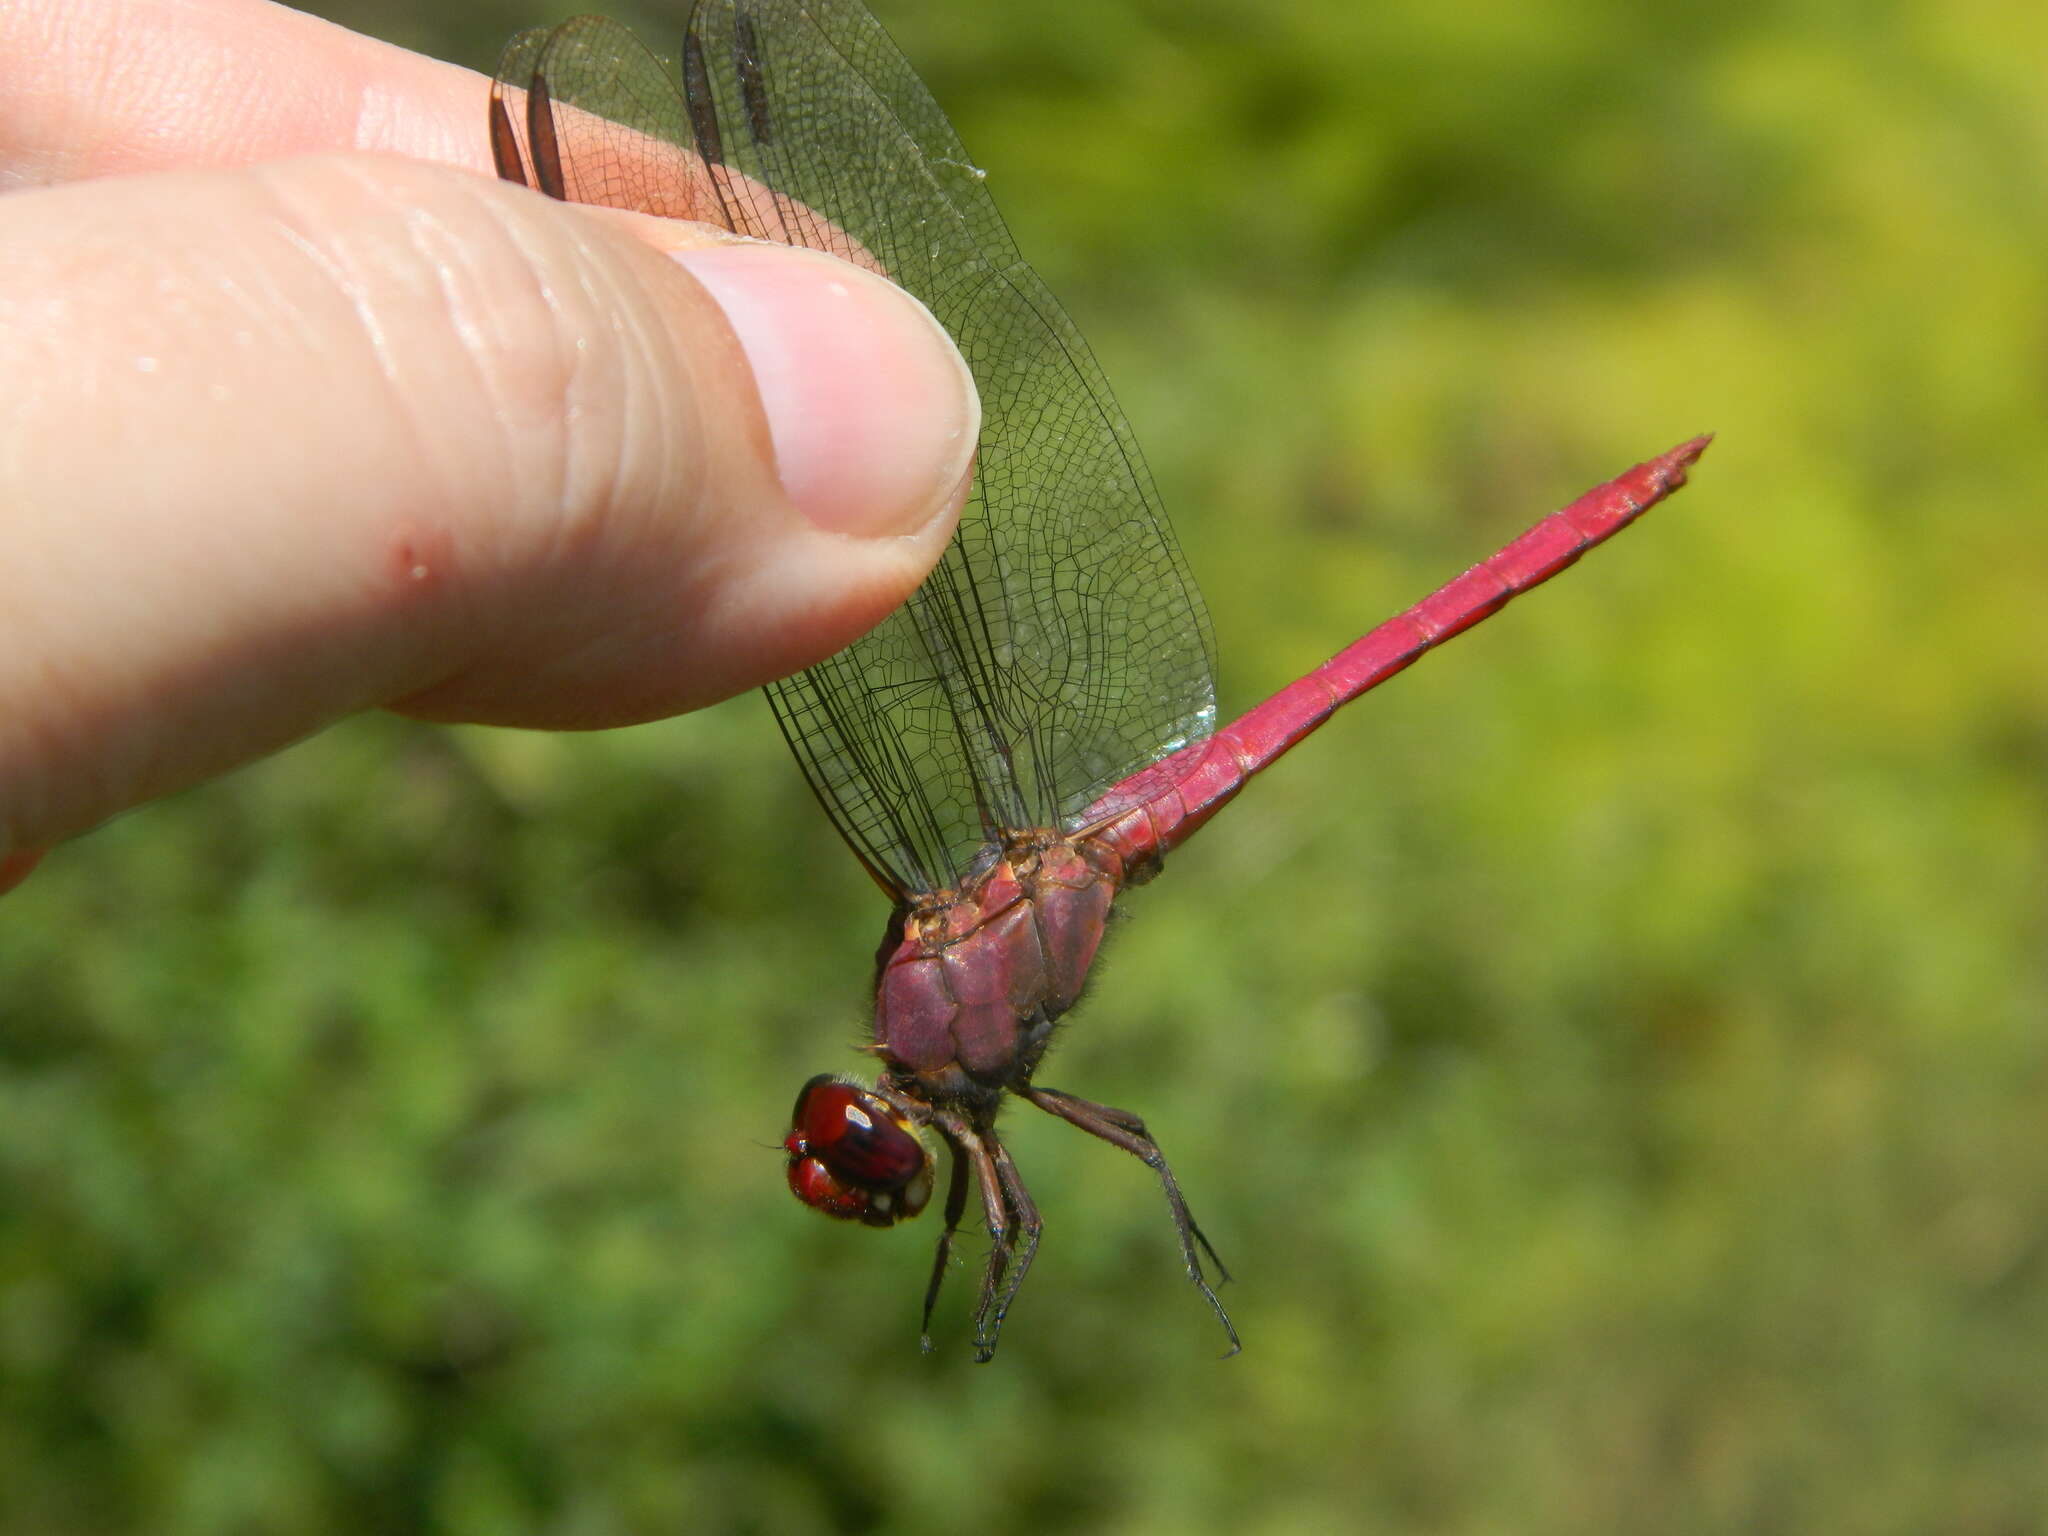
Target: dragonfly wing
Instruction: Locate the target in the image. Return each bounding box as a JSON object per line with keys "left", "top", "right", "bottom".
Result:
{"left": 492, "top": 5, "right": 1217, "bottom": 897}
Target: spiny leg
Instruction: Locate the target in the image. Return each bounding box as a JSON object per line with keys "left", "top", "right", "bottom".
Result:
{"left": 919, "top": 1136, "right": 971, "bottom": 1353}
{"left": 1024, "top": 1085, "right": 1240, "bottom": 1356}
{"left": 976, "top": 1135, "right": 1043, "bottom": 1362}
{"left": 1041, "top": 1094, "right": 1232, "bottom": 1283}
{"left": 934, "top": 1111, "right": 1019, "bottom": 1361}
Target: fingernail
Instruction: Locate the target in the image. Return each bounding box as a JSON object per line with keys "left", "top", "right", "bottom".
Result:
{"left": 674, "top": 245, "right": 980, "bottom": 536}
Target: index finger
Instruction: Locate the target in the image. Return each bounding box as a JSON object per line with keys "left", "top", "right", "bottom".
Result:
{"left": 1, "top": 0, "right": 494, "bottom": 186}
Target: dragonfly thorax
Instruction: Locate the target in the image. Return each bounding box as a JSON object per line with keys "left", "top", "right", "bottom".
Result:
{"left": 870, "top": 832, "right": 1126, "bottom": 1100}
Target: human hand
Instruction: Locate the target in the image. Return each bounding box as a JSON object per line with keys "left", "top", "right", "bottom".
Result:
{"left": 0, "top": 0, "right": 980, "bottom": 896}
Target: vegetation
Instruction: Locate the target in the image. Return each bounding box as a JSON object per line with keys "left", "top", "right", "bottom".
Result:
{"left": 5, "top": 0, "right": 2043, "bottom": 1530}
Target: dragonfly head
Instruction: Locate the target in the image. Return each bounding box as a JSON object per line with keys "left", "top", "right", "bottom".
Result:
{"left": 784, "top": 1075, "right": 934, "bottom": 1227}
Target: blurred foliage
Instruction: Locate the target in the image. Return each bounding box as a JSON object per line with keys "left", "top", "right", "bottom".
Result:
{"left": 5, "top": 0, "right": 2047, "bottom": 1531}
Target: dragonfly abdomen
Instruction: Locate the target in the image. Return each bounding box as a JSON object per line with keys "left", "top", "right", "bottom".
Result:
{"left": 1079, "top": 437, "right": 1711, "bottom": 876}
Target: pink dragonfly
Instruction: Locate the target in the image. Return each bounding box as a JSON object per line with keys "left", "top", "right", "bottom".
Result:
{"left": 490, "top": 2, "right": 1707, "bottom": 1361}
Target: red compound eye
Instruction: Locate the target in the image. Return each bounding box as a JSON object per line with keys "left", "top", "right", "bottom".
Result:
{"left": 784, "top": 1075, "right": 933, "bottom": 1228}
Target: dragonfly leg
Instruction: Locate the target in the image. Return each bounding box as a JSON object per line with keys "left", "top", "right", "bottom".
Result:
{"left": 934, "top": 1111, "right": 1020, "bottom": 1362}
{"left": 1023, "top": 1085, "right": 1240, "bottom": 1357}
{"left": 918, "top": 1136, "right": 972, "bottom": 1352}
{"left": 978, "top": 1134, "right": 1043, "bottom": 1361}
{"left": 1058, "top": 1096, "right": 1233, "bottom": 1282}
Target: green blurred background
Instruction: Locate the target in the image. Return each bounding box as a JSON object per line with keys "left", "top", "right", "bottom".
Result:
{"left": 6, "top": 0, "right": 2046, "bottom": 1530}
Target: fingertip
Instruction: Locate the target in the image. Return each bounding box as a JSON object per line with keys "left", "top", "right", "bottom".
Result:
{"left": 387, "top": 210, "right": 978, "bottom": 727}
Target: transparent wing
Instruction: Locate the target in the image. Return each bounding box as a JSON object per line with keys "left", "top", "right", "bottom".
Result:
{"left": 492, "top": 5, "right": 1216, "bottom": 897}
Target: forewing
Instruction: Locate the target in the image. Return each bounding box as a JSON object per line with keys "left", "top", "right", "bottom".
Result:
{"left": 492, "top": 6, "right": 1216, "bottom": 897}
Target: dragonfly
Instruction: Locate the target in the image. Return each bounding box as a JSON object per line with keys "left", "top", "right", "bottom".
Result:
{"left": 490, "top": 0, "right": 1707, "bottom": 1362}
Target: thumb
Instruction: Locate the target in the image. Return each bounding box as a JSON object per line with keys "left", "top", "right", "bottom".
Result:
{"left": 0, "top": 154, "right": 977, "bottom": 852}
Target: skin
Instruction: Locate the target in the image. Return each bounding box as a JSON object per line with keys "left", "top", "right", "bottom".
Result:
{"left": 0, "top": 0, "right": 982, "bottom": 896}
